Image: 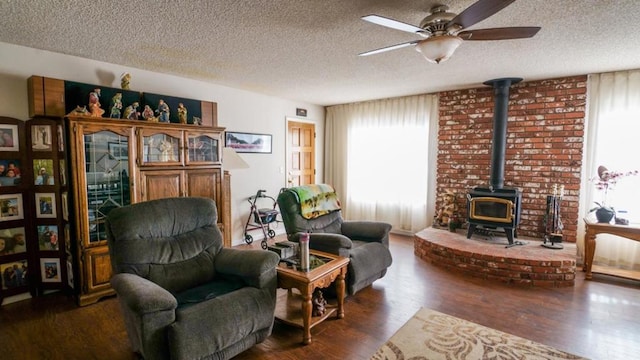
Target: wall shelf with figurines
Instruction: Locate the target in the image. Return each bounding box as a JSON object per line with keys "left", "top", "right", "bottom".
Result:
{"left": 28, "top": 75, "right": 218, "bottom": 127}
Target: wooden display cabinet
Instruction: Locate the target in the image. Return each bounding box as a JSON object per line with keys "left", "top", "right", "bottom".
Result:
{"left": 136, "top": 126, "right": 223, "bottom": 199}
{"left": 67, "top": 116, "right": 229, "bottom": 305}
{"left": 67, "top": 119, "right": 134, "bottom": 305}
{"left": 26, "top": 75, "right": 232, "bottom": 305}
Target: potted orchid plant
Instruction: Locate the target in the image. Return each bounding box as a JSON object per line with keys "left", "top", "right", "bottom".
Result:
{"left": 589, "top": 165, "right": 638, "bottom": 223}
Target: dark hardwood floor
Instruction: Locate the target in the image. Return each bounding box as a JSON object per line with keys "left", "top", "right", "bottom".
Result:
{"left": 1, "top": 233, "right": 639, "bottom": 360}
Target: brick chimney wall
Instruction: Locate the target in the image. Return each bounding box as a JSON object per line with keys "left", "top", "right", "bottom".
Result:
{"left": 437, "top": 76, "right": 587, "bottom": 242}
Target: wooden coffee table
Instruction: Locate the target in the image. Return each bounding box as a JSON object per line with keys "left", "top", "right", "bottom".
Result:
{"left": 274, "top": 250, "right": 349, "bottom": 345}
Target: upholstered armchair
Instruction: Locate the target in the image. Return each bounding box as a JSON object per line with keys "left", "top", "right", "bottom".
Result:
{"left": 277, "top": 185, "right": 392, "bottom": 295}
{"left": 106, "top": 197, "right": 280, "bottom": 360}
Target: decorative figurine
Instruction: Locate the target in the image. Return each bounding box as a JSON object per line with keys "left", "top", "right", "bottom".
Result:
{"left": 88, "top": 88, "right": 105, "bottom": 117}
{"left": 192, "top": 116, "right": 202, "bottom": 126}
{"left": 120, "top": 72, "right": 131, "bottom": 90}
{"left": 177, "top": 103, "right": 188, "bottom": 124}
{"left": 155, "top": 99, "right": 170, "bottom": 123}
{"left": 158, "top": 140, "right": 175, "bottom": 162}
{"left": 142, "top": 105, "right": 156, "bottom": 121}
{"left": 123, "top": 102, "right": 140, "bottom": 120}
{"left": 312, "top": 289, "right": 327, "bottom": 317}
{"left": 72, "top": 105, "right": 88, "bottom": 115}
{"left": 109, "top": 93, "right": 123, "bottom": 119}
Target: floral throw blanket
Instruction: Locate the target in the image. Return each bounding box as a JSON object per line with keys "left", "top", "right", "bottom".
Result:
{"left": 292, "top": 184, "right": 341, "bottom": 219}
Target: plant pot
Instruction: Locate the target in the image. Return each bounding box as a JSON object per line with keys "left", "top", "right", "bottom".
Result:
{"left": 595, "top": 207, "right": 615, "bottom": 223}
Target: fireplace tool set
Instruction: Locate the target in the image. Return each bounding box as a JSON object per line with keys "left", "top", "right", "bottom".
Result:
{"left": 542, "top": 184, "right": 565, "bottom": 249}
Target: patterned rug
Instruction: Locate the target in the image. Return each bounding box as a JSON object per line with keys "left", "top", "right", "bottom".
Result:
{"left": 371, "top": 308, "right": 588, "bottom": 360}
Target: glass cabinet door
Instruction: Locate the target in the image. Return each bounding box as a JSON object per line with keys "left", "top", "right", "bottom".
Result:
{"left": 83, "top": 130, "right": 131, "bottom": 243}
{"left": 139, "top": 130, "right": 182, "bottom": 166}
{"left": 186, "top": 131, "right": 221, "bottom": 165}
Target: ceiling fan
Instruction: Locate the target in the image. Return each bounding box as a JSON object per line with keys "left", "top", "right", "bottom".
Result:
{"left": 359, "top": 0, "right": 540, "bottom": 64}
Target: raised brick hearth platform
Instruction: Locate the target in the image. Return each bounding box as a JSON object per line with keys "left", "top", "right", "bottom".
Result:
{"left": 414, "top": 227, "right": 577, "bottom": 287}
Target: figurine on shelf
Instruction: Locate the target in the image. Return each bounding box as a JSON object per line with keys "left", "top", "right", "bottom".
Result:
{"left": 142, "top": 105, "right": 156, "bottom": 121}
{"left": 158, "top": 140, "right": 175, "bottom": 162}
{"left": 312, "top": 289, "right": 327, "bottom": 317}
{"left": 72, "top": 105, "right": 88, "bottom": 115}
{"left": 120, "top": 72, "right": 131, "bottom": 90}
{"left": 155, "top": 99, "right": 170, "bottom": 123}
{"left": 109, "top": 93, "right": 123, "bottom": 119}
{"left": 193, "top": 116, "right": 202, "bottom": 126}
{"left": 177, "top": 103, "right": 188, "bottom": 124}
{"left": 88, "top": 88, "right": 105, "bottom": 117}
{"left": 123, "top": 102, "right": 140, "bottom": 120}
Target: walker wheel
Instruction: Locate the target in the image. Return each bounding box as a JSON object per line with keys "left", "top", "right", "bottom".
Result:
{"left": 261, "top": 240, "right": 268, "bottom": 250}
{"left": 268, "top": 229, "right": 276, "bottom": 238}
{"left": 245, "top": 234, "right": 253, "bottom": 244}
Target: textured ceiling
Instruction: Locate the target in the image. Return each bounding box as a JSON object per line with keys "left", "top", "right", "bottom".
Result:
{"left": 2, "top": 0, "right": 640, "bottom": 106}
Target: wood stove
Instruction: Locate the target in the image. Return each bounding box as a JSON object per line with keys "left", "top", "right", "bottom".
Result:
{"left": 466, "top": 78, "right": 524, "bottom": 247}
{"left": 467, "top": 187, "right": 522, "bottom": 245}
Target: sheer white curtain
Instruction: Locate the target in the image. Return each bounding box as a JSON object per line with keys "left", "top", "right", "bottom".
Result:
{"left": 325, "top": 94, "right": 438, "bottom": 233}
{"left": 581, "top": 70, "right": 640, "bottom": 270}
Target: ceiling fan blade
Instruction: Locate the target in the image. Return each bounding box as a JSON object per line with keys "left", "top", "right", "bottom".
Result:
{"left": 449, "top": 0, "right": 516, "bottom": 29}
{"left": 361, "top": 15, "right": 425, "bottom": 34}
{"left": 359, "top": 40, "right": 421, "bottom": 56}
{"left": 458, "top": 27, "right": 540, "bottom": 40}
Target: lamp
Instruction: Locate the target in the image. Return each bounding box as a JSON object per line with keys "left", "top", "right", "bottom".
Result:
{"left": 414, "top": 35, "right": 463, "bottom": 64}
{"left": 222, "top": 147, "right": 249, "bottom": 247}
{"left": 223, "top": 147, "right": 249, "bottom": 170}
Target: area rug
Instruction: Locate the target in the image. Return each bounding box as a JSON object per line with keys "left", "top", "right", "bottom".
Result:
{"left": 371, "top": 308, "right": 587, "bottom": 360}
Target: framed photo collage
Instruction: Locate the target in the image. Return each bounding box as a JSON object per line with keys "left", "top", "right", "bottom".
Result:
{"left": 1, "top": 116, "right": 69, "bottom": 303}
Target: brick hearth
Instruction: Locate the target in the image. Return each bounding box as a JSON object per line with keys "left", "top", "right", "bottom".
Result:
{"left": 414, "top": 227, "right": 577, "bottom": 287}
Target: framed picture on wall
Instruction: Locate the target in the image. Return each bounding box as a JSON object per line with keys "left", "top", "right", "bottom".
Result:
{"left": 0, "top": 227, "right": 26, "bottom": 255}
{"left": 57, "top": 124, "right": 64, "bottom": 152}
{"left": 0, "top": 159, "right": 22, "bottom": 186}
{"left": 35, "top": 193, "right": 57, "bottom": 218}
{"left": 0, "top": 124, "right": 19, "bottom": 151}
{"left": 225, "top": 131, "right": 272, "bottom": 154}
{"left": 60, "top": 159, "right": 67, "bottom": 186}
{"left": 40, "top": 258, "right": 61, "bottom": 283}
{"left": 37, "top": 225, "right": 59, "bottom": 251}
{"left": 33, "top": 159, "right": 55, "bottom": 186}
{"left": 0, "top": 260, "right": 28, "bottom": 289}
{"left": 61, "top": 192, "right": 69, "bottom": 221}
{"left": 0, "top": 194, "right": 24, "bottom": 222}
{"left": 66, "top": 260, "right": 74, "bottom": 289}
{"left": 31, "top": 124, "right": 52, "bottom": 151}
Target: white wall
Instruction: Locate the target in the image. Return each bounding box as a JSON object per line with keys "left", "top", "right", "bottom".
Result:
{"left": 0, "top": 42, "right": 325, "bottom": 246}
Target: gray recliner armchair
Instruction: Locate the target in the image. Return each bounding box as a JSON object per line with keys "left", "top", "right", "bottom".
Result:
{"left": 106, "top": 197, "right": 280, "bottom": 360}
{"left": 277, "top": 185, "right": 392, "bottom": 295}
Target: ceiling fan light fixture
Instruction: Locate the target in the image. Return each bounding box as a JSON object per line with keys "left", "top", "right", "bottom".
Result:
{"left": 415, "top": 35, "right": 463, "bottom": 64}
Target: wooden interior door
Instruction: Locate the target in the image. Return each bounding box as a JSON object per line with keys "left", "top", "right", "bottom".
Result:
{"left": 287, "top": 121, "right": 315, "bottom": 186}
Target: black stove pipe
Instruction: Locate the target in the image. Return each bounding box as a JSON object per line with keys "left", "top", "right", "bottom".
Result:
{"left": 483, "top": 77, "right": 522, "bottom": 190}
